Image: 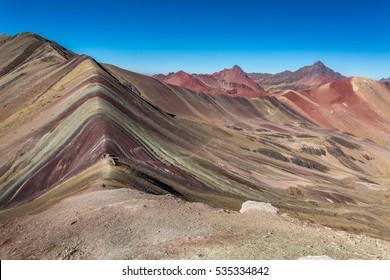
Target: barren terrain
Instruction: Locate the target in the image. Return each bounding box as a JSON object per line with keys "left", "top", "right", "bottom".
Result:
{"left": 1, "top": 33, "right": 390, "bottom": 260}
{"left": 1, "top": 187, "right": 389, "bottom": 260}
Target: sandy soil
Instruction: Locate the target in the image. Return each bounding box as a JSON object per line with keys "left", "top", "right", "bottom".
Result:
{"left": 1, "top": 186, "right": 389, "bottom": 260}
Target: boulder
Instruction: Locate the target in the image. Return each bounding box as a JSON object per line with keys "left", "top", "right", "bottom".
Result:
{"left": 239, "top": 201, "right": 278, "bottom": 214}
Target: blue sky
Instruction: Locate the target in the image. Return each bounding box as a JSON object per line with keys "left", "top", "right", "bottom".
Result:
{"left": 1, "top": 0, "right": 389, "bottom": 78}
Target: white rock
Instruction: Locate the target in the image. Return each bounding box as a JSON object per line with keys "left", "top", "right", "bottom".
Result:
{"left": 239, "top": 201, "right": 278, "bottom": 214}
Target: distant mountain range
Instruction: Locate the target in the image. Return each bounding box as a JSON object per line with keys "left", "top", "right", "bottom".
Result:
{"left": 248, "top": 61, "right": 345, "bottom": 93}
{"left": 381, "top": 77, "right": 390, "bottom": 82}
{"left": 154, "top": 65, "right": 268, "bottom": 98}
{"left": 154, "top": 61, "right": 347, "bottom": 95}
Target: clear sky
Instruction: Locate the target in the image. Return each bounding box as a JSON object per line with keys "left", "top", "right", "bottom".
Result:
{"left": 1, "top": 0, "right": 389, "bottom": 79}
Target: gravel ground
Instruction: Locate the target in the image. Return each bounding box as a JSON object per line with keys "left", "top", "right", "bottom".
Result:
{"left": 1, "top": 187, "right": 389, "bottom": 260}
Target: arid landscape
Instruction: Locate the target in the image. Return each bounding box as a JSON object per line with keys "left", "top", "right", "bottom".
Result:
{"left": 1, "top": 32, "right": 390, "bottom": 259}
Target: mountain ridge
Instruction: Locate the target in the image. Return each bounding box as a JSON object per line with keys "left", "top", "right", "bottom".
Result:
{"left": 1, "top": 32, "right": 390, "bottom": 256}
{"left": 154, "top": 65, "right": 268, "bottom": 98}
{"left": 381, "top": 77, "right": 390, "bottom": 82}
{"left": 154, "top": 60, "right": 346, "bottom": 95}
{"left": 248, "top": 60, "right": 346, "bottom": 93}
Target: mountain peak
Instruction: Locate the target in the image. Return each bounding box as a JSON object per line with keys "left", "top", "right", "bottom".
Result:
{"left": 304, "top": 61, "right": 327, "bottom": 72}
{"left": 217, "top": 65, "right": 247, "bottom": 78}
{"left": 381, "top": 77, "right": 390, "bottom": 82}
{"left": 232, "top": 65, "right": 243, "bottom": 71}
{"left": 0, "top": 34, "right": 10, "bottom": 45}
{"left": 16, "top": 32, "right": 45, "bottom": 41}
{"left": 173, "top": 70, "right": 195, "bottom": 78}
{"left": 176, "top": 70, "right": 187, "bottom": 75}
{"left": 0, "top": 32, "right": 42, "bottom": 45}
{"left": 296, "top": 60, "right": 342, "bottom": 78}
{"left": 312, "top": 60, "right": 326, "bottom": 69}
{"left": 313, "top": 60, "right": 325, "bottom": 66}
{"left": 216, "top": 65, "right": 245, "bottom": 76}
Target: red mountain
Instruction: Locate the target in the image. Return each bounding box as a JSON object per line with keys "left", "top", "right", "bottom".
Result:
{"left": 248, "top": 61, "right": 345, "bottom": 93}
{"left": 154, "top": 65, "right": 268, "bottom": 98}
{"left": 276, "top": 77, "right": 390, "bottom": 141}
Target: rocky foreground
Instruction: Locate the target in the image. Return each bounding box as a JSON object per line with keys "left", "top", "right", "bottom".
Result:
{"left": 1, "top": 187, "right": 389, "bottom": 260}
